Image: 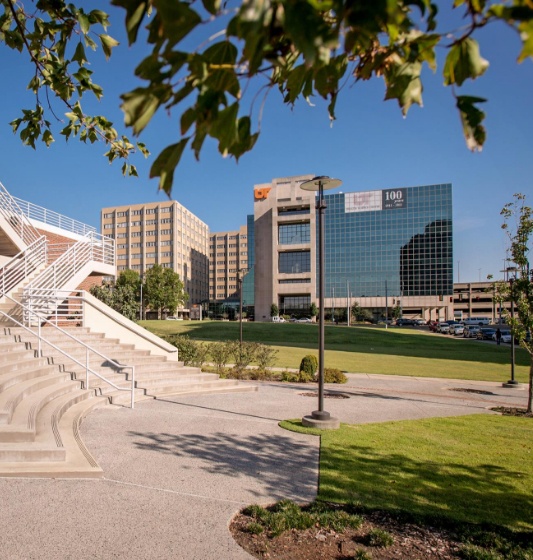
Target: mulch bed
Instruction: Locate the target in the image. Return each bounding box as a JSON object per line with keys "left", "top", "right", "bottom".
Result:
{"left": 231, "top": 509, "right": 464, "bottom": 559}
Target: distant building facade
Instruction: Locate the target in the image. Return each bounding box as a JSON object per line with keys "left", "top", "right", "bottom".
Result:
{"left": 253, "top": 176, "right": 454, "bottom": 322}
{"left": 101, "top": 201, "right": 209, "bottom": 304}
{"left": 209, "top": 225, "right": 249, "bottom": 302}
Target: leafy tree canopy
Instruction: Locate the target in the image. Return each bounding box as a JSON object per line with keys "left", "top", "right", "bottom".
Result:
{"left": 144, "top": 264, "right": 188, "bottom": 318}
{"left": 2, "top": 0, "right": 533, "bottom": 194}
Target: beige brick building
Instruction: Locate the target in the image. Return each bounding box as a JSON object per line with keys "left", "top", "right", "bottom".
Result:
{"left": 101, "top": 201, "right": 209, "bottom": 304}
{"left": 209, "top": 225, "right": 249, "bottom": 301}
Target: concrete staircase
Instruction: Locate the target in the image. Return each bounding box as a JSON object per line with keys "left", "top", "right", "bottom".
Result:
{"left": 0, "top": 326, "right": 255, "bottom": 478}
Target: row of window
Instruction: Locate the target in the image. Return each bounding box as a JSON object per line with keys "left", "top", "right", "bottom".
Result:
{"left": 104, "top": 207, "right": 174, "bottom": 219}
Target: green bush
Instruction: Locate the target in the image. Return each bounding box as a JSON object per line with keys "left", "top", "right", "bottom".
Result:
{"left": 166, "top": 334, "right": 208, "bottom": 367}
{"left": 280, "top": 370, "right": 299, "bottom": 382}
{"left": 255, "top": 344, "right": 278, "bottom": 373}
{"left": 209, "top": 340, "right": 232, "bottom": 373}
{"left": 366, "top": 528, "right": 394, "bottom": 548}
{"left": 299, "top": 355, "right": 318, "bottom": 382}
{"left": 322, "top": 368, "right": 348, "bottom": 384}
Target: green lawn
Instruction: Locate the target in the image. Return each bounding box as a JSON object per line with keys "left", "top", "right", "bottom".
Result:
{"left": 282, "top": 415, "right": 533, "bottom": 532}
{"left": 141, "top": 320, "right": 531, "bottom": 382}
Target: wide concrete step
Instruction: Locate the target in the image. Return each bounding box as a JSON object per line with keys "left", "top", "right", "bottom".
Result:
{"left": 0, "top": 364, "right": 61, "bottom": 396}
{"left": 0, "top": 373, "right": 80, "bottom": 427}
{"left": 0, "top": 442, "right": 66, "bottom": 462}
{"left": 0, "top": 356, "right": 58, "bottom": 382}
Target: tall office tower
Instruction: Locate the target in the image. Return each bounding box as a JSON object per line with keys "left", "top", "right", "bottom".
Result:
{"left": 101, "top": 201, "right": 209, "bottom": 304}
{"left": 253, "top": 176, "right": 453, "bottom": 322}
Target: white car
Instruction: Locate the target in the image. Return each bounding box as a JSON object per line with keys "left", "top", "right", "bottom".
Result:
{"left": 449, "top": 324, "right": 464, "bottom": 336}
{"left": 492, "top": 332, "right": 512, "bottom": 343}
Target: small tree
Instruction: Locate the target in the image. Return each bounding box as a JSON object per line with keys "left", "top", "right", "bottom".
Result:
{"left": 309, "top": 303, "right": 318, "bottom": 319}
{"left": 270, "top": 303, "right": 279, "bottom": 318}
{"left": 144, "top": 264, "right": 188, "bottom": 319}
{"left": 392, "top": 304, "right": 402, "bottom": 320}
{"left": 493, "top": 194, "right": 533, "bottom": 413}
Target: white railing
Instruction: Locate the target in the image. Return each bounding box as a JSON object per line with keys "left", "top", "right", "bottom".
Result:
{"left": 0, "top": 182, "right": 41, "bottom": 246}
{"left": 0, "top": 237, "right": 47, "bottom": 298}
{"left": 23, "top": 231, "right": 115, "bottom": 316}
{"left": 0, "top": 295, "right": 135, "bottom": 408}
{"left": 13, "top": 196, "right": 97, "bottom": 237}
{"left": 23, "top": 289, "right": 84, "bottom": 327}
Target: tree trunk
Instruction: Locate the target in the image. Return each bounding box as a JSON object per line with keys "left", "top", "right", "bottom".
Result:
{"left": 526, "top": 354, "right": 533, "bottom": 414}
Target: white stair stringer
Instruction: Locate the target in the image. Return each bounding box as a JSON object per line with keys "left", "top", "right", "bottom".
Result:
{"left": 0, "top": 326, "right": 256, "bottom": 478}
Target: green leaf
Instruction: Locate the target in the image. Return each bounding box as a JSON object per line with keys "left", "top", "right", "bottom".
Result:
{"left": 150, "top": 139, "right": 190, "bottom": 195}
{"left": 203, "top": 41, "right": 238, "bottom": 65}
{"left": 518, "top": 20, "right": 533, "bottom": 62}
{"left": 111, "top": 0, "right": 148, "bottom": 44}
{"left": 121, "top": 87, "right": 166, "bottom": 135}
{"left": 204, "top": 70, "right": 240, "bottom": 97}
{"left": 150, "top": 1, "right": 201, "bottom": 48}
{"left": 443, "top": 38, "right": 489, "bottom": 86}
{"left": 99, "top": 34, "right": 119, "bottom": 60}
{"left": 201, "top": 0, "right": 221, "bottom": 16}
{"left": 77, "top": 12, "right": 90, "bottom": 34}
{"left": 209, "top": 103, "right": 239, "bottom": 155}
{"left": 456, "top": 95, "right": 487, "bottom": 151}
{"left": 72, "top": 41, "right": 87, "bottom": 65}
{"left": 384, "top": 59, "right": 423, "bottom": 115}
{"left": 284, "top": 65, "right": 311, "bottom": 104}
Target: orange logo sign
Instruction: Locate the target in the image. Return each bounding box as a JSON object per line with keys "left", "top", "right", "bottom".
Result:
{"left": 254, "top": 187, "right": 271, "bottom": 200}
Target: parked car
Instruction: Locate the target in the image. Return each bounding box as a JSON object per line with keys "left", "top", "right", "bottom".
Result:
{"left": 450, "top": 324, "right": 465, "bottom": 336}
{"left": 297, "top": 317, "right": 313, "bottom": 323}
{"left": 477, "top": 328, "right": 497, "bottom": 340}
{"left": 437, "top": 322, "right": 450, "bottom": 334}
{"left": 396, "top": 318, "right": 415, "bottom": 326}
{"left": 492, "top": 332, "right": 512, "bottom": 343}
{"left": 271, "top": 316, "right": 285, "bottom": 323}
{"left": 463, "top": 326, "right": 480, "bottom": 338}
{"left": 428, "top": 321, "right": 439, "bottom": 332}
{"left": 415, "top": 319, "right": 426, "bottom": 325}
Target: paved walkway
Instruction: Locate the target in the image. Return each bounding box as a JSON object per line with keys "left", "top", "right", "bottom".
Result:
{"left": 0, "top": 374, "right": 527, "bottom": 559}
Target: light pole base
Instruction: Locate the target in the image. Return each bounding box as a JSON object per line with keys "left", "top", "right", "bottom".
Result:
{"left": 502, "top": 380, "right": 522, "bottom": 389}
{"left": 302, "top": 411, "right": 340, "bottom": 430}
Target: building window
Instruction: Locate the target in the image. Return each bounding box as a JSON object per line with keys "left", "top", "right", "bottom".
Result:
{"left": 103, "top": 213, "right": 114, "bottom": 218}
{"left": 279, "top": 223, "right": 310, "bottom": 245}
{"left": 104, "top": 223, "right": 114, "bottom": 229}
{"left": 279, "top": 251, "right": 311, "bottom": 274}
{"left": 278, "top": 206, "right": 310, "bottom": 217}
{"left": 117, "top": 211, "right": 129, "bottom": 217}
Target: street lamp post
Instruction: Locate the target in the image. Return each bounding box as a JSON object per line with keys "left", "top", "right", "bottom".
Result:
{"left": 300, "top": 176, "right": 342, "bottom": 430}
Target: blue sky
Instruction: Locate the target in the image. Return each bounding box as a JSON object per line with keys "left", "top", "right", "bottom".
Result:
{"left": 1, "top": 2, "right": 531, "bottom": 283}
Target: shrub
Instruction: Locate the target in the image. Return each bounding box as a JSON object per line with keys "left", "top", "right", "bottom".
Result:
{"left": 246, "top": 522, "right": 264, "bottom": 535}
{"left": 209, "top": 341, "right": 232, "bottom": 374}
{"left": 322, "top": 368, "right": 348, "bottom": 384}
{"left": 280, "top": 370, "right": 299, "bottom": 382}
{"left": 227, "top": 340, "right": 260, "bottom": 376}
{"left": 255, "top": 344, "right": 278, "bottom": 373}
{"left": 366, "top": 528, "right": 394, "bottom": 548}
{"left": 299, "top": 355, "right": 318, "bottom": 382}
{"left": 166, "top": 335, "right": 203, "bottom": 366}
{"left": 353, "top": 550, "right": 372, "bottom": 560}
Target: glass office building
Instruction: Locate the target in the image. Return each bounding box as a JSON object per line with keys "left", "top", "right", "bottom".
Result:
{"left": 253, "top": 177, "right": 453, "bottom": 322}
{"left": 325, "top": 184, "right": 453, "bottom": 300}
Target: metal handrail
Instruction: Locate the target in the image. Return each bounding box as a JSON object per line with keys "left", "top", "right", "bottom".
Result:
{"left": 0, "top": 181, "right": 41, "bottom": 246}
{"left": 0, "top": 237, "right": 47, "bottom": 298}
{"left": 23, "top": 232, "right": 115, "bottom": 316}
{"left": 13, "top": 196, "right": 97, "bottom": 237}
{"left": 1, "top": 295, "right": 135, "bottom": 408}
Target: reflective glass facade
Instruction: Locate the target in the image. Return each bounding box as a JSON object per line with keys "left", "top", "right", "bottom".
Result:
{"left": 278, "top": 223, "right": 310, "bottom": 245}
{"left": 323, "top": 184, "right": 453, "bottom": 298}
